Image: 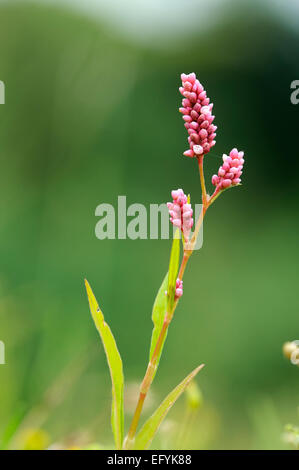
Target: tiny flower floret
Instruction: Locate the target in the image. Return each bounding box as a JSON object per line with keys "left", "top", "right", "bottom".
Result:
{"left": 179, "top": 72, "right": 217, "bottom": 158}
{"left": 165, "top": 278, "right": 183, "bottom": 300}
{"left": 212, "top": 148, "right": 244, "bottom": 190}
{"left": 167, "top": 189, "right": 193, "bottom": 240}
{"left": 175, "top": 279, "right": 183, "bottom": 299}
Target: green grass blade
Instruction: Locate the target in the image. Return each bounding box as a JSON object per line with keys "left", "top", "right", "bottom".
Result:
{"left": 0, "top": 405, "right": 27, "bottom": 450}
{"left": 85, "top": 279, "right": 124, "bottom": 449}
{"left": 167, "top": 231, "right": 180, "bottom": 312}
{"left": 133, "top": 364, "right": 204, "bottom": 450}
{"left": 149, "top": 272, "right": 168, "bottom": 372}
{"left": 148, "top": 233, "right": 181, "bottom": 377}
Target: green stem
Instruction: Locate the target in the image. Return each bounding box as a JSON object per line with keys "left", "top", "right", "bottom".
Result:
{"left": 125, "top": 316, "right": 171, "bottom": 447}
{"left": 198, "top": 156, "right": 208, "bottom": 206}
{"left": 208, "top": 187, "right": 221, "bottom": 207}
{"left": 178, "top": 252, "right": 191, "bottom": 280}
{"left": 125, "top": 218, "right": 206, "bottom": 448}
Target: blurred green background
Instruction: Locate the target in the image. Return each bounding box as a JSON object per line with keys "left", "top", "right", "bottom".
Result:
{"left": 0, "top": 0, "right": 299, "bottom": 450}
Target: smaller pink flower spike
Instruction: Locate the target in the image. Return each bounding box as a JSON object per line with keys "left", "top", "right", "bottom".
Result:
{"left": 175, "top": 279, "right": 183, "bottom": 300}
{"left": 211, "top": 148, "right": 245, "bottom": 190}
{"left": 179, "top": 72, "right": 216, "bottom": 158}
{"left": 167, "top": 188, "right": 194, "bottom": 240}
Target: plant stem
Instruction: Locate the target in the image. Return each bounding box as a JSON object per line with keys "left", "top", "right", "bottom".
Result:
{"left": 125, "top": 317, "right": 170, "bottom": 446}
{"left": 208, "top": 186, "right": 221, "bottom": 206}
{"left": 125, "top": 156, "right": 215, "bottom": 448}
{"left": 198, "top": 156, "right": 208, "bottom": 206}
{"left": 125, "top": 393, "right": 146, "bottom": 447}
{"left": 125, "top": 215, "right": 207, "bottom": 448}
{"left": 178, "top": 252, "right": 191, "bottom": 280}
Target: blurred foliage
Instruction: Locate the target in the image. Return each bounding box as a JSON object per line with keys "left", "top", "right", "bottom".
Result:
{"left": 284, "top": 423, "right": 299, "bottom": 450}
{"left": 16, "top": 427, "right": 50, "bottom": 450}
{"left": 0, "top": 0, "right": 299, "bottom": 449}
{"left": 185, "top": 381, "right": 203, "bottom": 411}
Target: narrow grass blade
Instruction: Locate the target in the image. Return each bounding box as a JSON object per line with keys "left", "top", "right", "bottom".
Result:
{"left": 149, "top": 272, "right": 168, "bottom": 371}
{"left": 167, "top": 231, "right": 180, "bottom": 312}
{"left": 85, "top": 279, "right": 124, "bottom": 449}
{"left": 133, "top": 364, "right": 204, "bottom": 450}
{"left": 148, "top": 232, "right": 180, "bottom": 377}
{"left": 0, "top": 405, "right": 27, "bottom": 450}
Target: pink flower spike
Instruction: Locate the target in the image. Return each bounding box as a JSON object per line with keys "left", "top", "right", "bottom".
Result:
{"left": 168, "top": 188, "right": 193, "bottom": 241}
{"left": 180, "top": 72, "right": 216, "bottom": 158}
{"left": 212, "top": 149, "right": 245, "bottom": 190}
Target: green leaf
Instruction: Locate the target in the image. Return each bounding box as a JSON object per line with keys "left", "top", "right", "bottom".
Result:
{"left": 133, "top": 364, "right": 204, "bottom": 450}
{"left": 148, "top": 233, "right": 180, "bottom": 379}
{"left": 167, "top": 230, "right": 180, "bottom": 313}
{"left": 149, "top": 272, "right": 168, "bottom": 370}
{"left": 85, "top": 279, "right": 124, "bottom": 449}
{"left": 0, "top": 404, "right": 27, "bottom": 450}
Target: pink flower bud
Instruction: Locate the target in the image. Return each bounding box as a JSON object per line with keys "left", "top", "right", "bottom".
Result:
{"left": 212, "top": 175, "right": 219, "bottom": 186}
{"left": 183, "top": 149, "right": 194, "bottom": 158}
{"left": 193, "top": 145, "right": 203, "bottom": 155}
{"left": 222, "top": 179, "right": 232, "bottom": 189}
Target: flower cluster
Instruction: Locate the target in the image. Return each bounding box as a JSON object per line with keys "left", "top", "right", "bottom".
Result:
{"left": 179, "top": 72, "right": 217, "bottom": 158}
{"left": 165, "top": 278, "right": 183, "bottom": 300}
{"left": 175, "top": 279, "right": 183, "bottom": 299}
{"left": 212, "top": 148, "right": 244, "bottom": 190}
{"left": 167, "top": 189, "right": 193, "bottom": 240}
